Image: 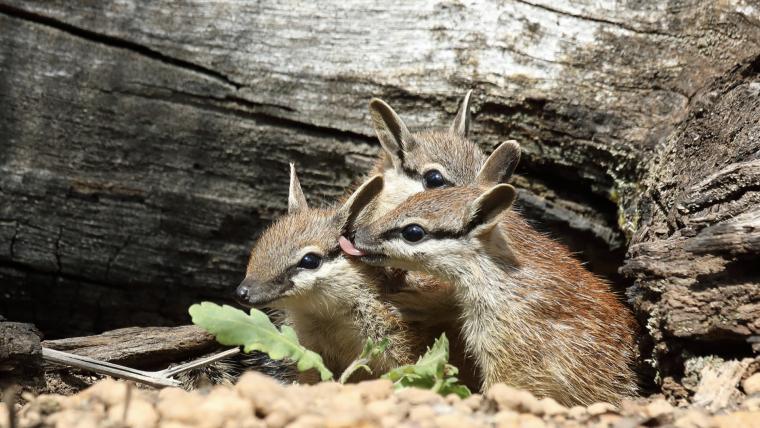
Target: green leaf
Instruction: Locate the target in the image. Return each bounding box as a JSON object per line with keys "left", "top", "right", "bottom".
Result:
{"left": 382, "top": 333, "right": 471, "bottom": 398}
{"left": 189, "top": 302, "right": 333, "bottom": 381}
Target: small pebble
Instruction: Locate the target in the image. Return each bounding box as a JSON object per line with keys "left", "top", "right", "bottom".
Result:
{"left": 743, "top": 373, "right": 760, "bottom": 395}
{"left": 485, "top": 384, "right": 543, "bottom": 414}
{"left": 712, "top": 410, "right": 760, "bottom": 428}
{"left": 445, "top": 393, "right": 462, "bottom": 404}
{"left": 539, "top": 397, "right": 567, "bottom": 416}
{"left": 236, "top": 371, "right": 286, "bottom": 413}
{"left": 353, "top": 379, "right": 393, "bottom": 401}
{"left": 408, "top": 404, "right": 436, "bottom": 421}
{"left": 434, "top": 413, "right": 476, "bottom": 428}
{"left": 395, "top": 387, "right": 443, "bottom": 405}
{"left": 645, "top": 398, "right": 674, "bottom": 419}
{"left": 491, "top": 409, "right": 519, "bottom": 427}
{"left": 517, "top": 413, "right": 546, "bottom": 428}
{"left": 366, "top": 398, "right": 396, "bottom": 418}
{"left": 288, "top": 414, "right": 325, "bottom": 428}
{"left": 462, "top": 394, "right": 483, "bottom": 411}
{"left": 264, "top": 411, "right": 289, "bottom": 428}
{"left": 673, "top": 409, "right": 712, "bottom": 428}
{"left": 742, "top": 396, "right": 760, "bottom": 411}
{"left": 568, "top": 405, "right": 587, "bottom": 419}
{"left": 107, "top": 399, "right": 158, "bottom": 428}
{"left": 587, "top": 402, "right": 617, "bottom": 416}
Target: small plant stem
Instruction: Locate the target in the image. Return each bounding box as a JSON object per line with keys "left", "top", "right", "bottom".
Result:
{"left": 338, "top": 358, "right": 371, "bottom": 384}
{"left": 431, "top": 378, "right": 445, "bottom": 394}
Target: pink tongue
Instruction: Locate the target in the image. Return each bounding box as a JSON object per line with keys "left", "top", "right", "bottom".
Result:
{"left": 339, "top": 236, "right": 365, "bottom": 257}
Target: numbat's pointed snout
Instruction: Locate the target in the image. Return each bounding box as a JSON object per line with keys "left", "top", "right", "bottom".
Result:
{"left": 234, "top": 282, "right": 251, "bottom": 305}
{"left": 235, "top": 277, "right": 286, "bottom": 308}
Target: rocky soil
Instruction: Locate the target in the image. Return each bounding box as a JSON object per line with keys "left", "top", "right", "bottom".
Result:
{"left": 4, "top": 370, "right": 760, "bottom": 428}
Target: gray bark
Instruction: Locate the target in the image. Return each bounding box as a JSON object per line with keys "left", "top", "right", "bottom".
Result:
{"left": 621, "top": 57, "right": 760, "bottom": 387}
{"left": 0, "top": 318, "right": 43, "bottom": 390}
{"left": 1, "top": 0, "right": 759, "bottom": 387}
{"left": 42, "top": 325, "right": 216, "bottom": 367}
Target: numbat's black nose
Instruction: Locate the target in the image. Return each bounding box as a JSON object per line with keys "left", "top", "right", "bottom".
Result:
{"left": 235, "top": 283, "right": 251, "bottom": 305}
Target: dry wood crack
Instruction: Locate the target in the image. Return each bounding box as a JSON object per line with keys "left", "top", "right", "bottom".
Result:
{"left": 0, "top": 3, "right": 242, "bottom": 89}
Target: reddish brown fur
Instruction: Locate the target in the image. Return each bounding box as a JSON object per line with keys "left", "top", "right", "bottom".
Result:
{"left": 241, "top": 177, "right": 425, "bottom": 383}
{"left": 356, "top": 186, "right": 639, "bottom": 405}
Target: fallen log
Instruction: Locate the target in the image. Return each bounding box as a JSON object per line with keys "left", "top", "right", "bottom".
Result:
{"left": 42, "top": 325, "right": 217, "bottom": 369}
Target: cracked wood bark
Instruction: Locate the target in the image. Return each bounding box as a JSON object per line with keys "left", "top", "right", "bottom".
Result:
{"left": 1, "top": 323, "right": 215, "bottom": 391}
{"left": 42, "top": 325, "right": 217, "bottom": 368}
{"left": 621, "top": 57, "right": 760, "bottom": 385}
{"left": 0, "top": 0, "right": 758, "bottom": 384}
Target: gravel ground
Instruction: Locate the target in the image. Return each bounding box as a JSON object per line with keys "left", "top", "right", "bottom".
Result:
{"left": 4, "top": 371, "right": 760, "bottom": 428}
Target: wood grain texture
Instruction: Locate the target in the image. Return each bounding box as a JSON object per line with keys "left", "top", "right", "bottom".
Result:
{"left": 0, "top": 0, "right": 759, "bottom": 384}
{"left": 622, "top": 57, "right": 760, "bottom": 382}
{"left": 42, "top": 325, "right": 217, "bottom": 368}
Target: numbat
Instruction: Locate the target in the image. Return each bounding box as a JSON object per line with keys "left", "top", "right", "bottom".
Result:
{"left": 365, "top": 90, "right": 520, "bottom": 220}
{"left": 343, "top": 183, "right": 639, "bottom": 405}
{"left": 358, "top": 93, "right": 521, "bottom": 389}
{"left": 235, "top": 166, "right": 420, "bottom": 382}
{"left": 357, "top": 93, "right": 523, "bottom": 389}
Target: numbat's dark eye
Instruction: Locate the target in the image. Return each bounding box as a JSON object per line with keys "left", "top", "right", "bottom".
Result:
{"left": 423, "top": 170, "right": 446, "bottom": 188}
{"left": 298, "top": 253, "right": 322, "bottom": 269}
{"left": 401, "top": 224, "right": 426, "bottom": 242}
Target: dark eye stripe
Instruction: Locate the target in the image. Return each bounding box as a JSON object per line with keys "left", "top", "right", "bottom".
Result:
{"left": 400, "top": 165, "right": 454, "bottom": 188}
{"left": 325, "top": 246, "right": 343, "bottom": 260}
{"left": 380, "top": 226, "right": 464, "bottom": 242}
{"left": 400, "top": 165, "right": 422, "bottom": 181}
{"left": 428, "top": 229, "right": 467, "bottom": 240}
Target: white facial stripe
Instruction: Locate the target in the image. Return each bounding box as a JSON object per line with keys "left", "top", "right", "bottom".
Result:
{"left": 379, "top": 237, "right": 468, "bottom": 272}
{"left": 289, "top": 256, "right": 364, "bottom": 303}
{"left": 421, "top": 163, "right": 450, "bottom": 180}
{"left": 372, "top": 169, "right": 424, "bottom": 221}
{"left": 390, "top": 237, "right": 459, "bottom": 255}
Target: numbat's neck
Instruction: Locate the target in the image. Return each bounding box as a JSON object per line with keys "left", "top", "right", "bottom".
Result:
{"left": 436, "top": 244, "right": 534, "bottom": 330}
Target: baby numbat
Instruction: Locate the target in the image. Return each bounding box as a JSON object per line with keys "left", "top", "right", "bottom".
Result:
{"left": 364, "top": 90, "right": 521, "bottom": 220}
{"left": 358, "top": 92, "right": 523, "bottom": 389}
{"left": 235, "top": 166, "right": 423, "bottom": 382}
{"left": 342, "top": 182, "right": 640, "bottom": 406}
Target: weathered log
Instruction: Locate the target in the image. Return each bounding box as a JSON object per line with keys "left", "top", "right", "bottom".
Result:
{"left": 0, "top": 318, "right": 43, "bottom": 389}
{"left": 0, "top": 0, "right": 759, "bottom": 387}
{"left": 621, "top": 57, "right": 760, "bottom": 383}
{"left": 42, "top": 325, "right": 217, "bottom": 368}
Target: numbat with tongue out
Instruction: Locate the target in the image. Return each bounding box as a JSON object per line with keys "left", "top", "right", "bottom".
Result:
{"left": 235, "top": 166, "right": 421, "bottom": 383}
{"left": 343, "top": 184, "right": 640, "bottom": 406}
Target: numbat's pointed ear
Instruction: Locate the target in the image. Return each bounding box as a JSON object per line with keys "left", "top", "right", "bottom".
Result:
{"left": 288, "top": 163, "right": 309, "bottom": 214}
{"left": 466, "top": 184, "right": 517, "bottom": 231}
{"left": 369, "top": 98, "right": 414, "bottom": 168}
{"left": 450, "top": 90, "right": 473, "bottom": 137}
{"left": 476, "top": 140, "right": 521, "bottom": 185}
{"left": 335, "top": 175, "right": 384, "bottom": 232}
